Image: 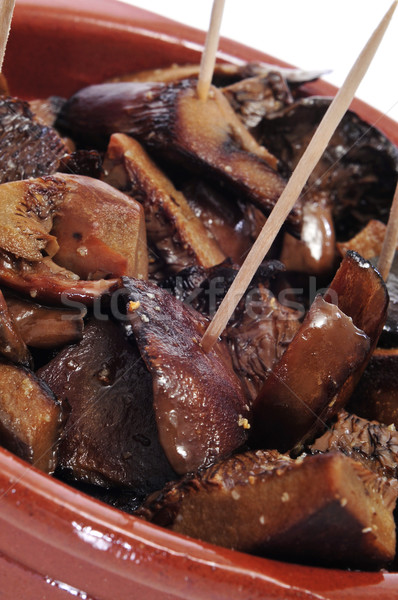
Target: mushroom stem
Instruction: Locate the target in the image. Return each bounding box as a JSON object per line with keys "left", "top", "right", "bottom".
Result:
{"left": 201, "top": 0, "right": 398, "bottom": 353}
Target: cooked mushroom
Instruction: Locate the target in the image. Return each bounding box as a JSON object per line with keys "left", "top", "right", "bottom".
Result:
{"left": 0, "top": 173, "right": 147, "bottom": 303}
{"left": 38, "top": 318, "right": 177, "bottom": 492}
{"left": 0, "top": 362, "right": 62, "bottom": 473}
{"left": 119, "top": 277, "right": 249, "bottom": 475}
{"left": 105, "top": 61, "right": 327, "bottom": 88}
{"left": 103, "top": 133, "right": 225, "bottom": 272}
{"left": 251, "top": 251, "right": 388, "bottom": 452}
{"left": 57, "top": 80, "right": 302, "bottom": 234}
{"left": 137, "top": 449, "right": 397, "bottom": 569}
{"left": 4, "top": 293, "right": 85, "bottom": 349}
{"left": 251, "top": 294, "right": 370, "bottom": 452}
{"left": 50, "top": 174, "right": 148, "bottom": 280}
{"left": 222, "top": 72, "right": 293, "bottom": 129}
{"left": 0, "top": 289, "right": 31, "bottom": 366}
{"left": 348, "top": 348, "right": 398, "bottom": 429}
{"left": 181, "top": 179, "right": 261, "bottom": 266}
{"left": 0, "top": 96, "right": 68, "bottom": 184}
{"left": 279, "top": 190, "right": 337, "bottom": 276}
{"left": 337, "top": 219, "right": 388, "bottom": 260}
{"left": 309, "top": 409, "right": 398, "bottom": 481}
{"left": 226, "top": 285, "right": 301, "bottom": 401}
{"left": 259, "top": 96, "right": 398, "bottom": 240}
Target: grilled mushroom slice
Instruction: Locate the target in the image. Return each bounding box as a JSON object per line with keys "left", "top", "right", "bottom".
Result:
{"left": 259, "top": 96, "right": 398, "bottom": 241}
{"left": 0, "top": 362, "right": 62, "bottom": 473}
{"left": 58, "top": 80, "right": 302, "bottom": 234}
{"left": 251, "top": 251, "right": 388, "bottom": 452}
{"left": 280, "top": 191, "right": 337, "bottom": 276}
{"left": 226, "top": 285, "right": 301, "bottom": 402}
{"left": 103, "top": 133, "right": 225, "bottom": 272}
{"left": 137, "top": 449, "right": 397, "bottom": 569}
{"left": 0, "top": 173, "right": 147, "bottom": 303}
{"left": 251, "top": 294, "right": 370, "bottom": 452}
{"left": 0, "top": 289, "right": 31, "bottom": 366}
{"left": 0, "top": 96, "right": 68, "bottom": 184}
{"left": 222, "top": 72, "right": 293, "bottom": 129}
{"left": 181, "top": 179, "right": 265, "bottom": 266}
{"left": 309, "top": 409, "right": 398, "bottom": 481}
{"left": 162, "top": 261, "right": 296, "bottom": 401}
{"left": 0, "top": 250, "right": 119, "bottom": 306}
{"left": 4, "top": 293, "right": 85, "bottom": 349}
{"left": 349, "top": 348, "right": 398, "bottom": 429}
{"left": 29, "top": 96, "right": 66, "bottom": 128}
{"left": 337, "top": 219, "right": 388, "bottom": 260}
{"left": 38, "top": 318, "right": 176, "bottom": 493}
{"left": 50, "top": 174, "right": 148, "bottom": 280}
{"left": 119, "top": 277, "right": 249, "bottom": 475}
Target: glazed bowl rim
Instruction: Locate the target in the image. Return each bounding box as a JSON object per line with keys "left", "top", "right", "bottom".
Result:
{"left": 1, "top": 1, "right": 398, "bottom": 598}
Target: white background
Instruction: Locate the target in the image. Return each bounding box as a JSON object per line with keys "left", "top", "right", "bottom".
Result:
{"left": 118, "top": 0, "right": 398, "bottom": 124}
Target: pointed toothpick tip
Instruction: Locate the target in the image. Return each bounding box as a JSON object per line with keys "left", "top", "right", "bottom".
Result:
{"left": 197, "top": 0, "right": 226, "bottom": 102}
{"left": 0, "top": 0, "right": 16, "bottom": 74}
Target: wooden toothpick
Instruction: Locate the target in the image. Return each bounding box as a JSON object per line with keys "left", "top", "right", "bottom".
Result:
{"left": 378, "top": 180, "right": 398, "bottom": 281}
{"left": 201, "top": 0, "right": 398, "bottom": 353}
{"left": 0, "top": 0, "right": 15, "bottom": 73}
{"left": 197, "top": 0, "right": 226, "bottom": 101}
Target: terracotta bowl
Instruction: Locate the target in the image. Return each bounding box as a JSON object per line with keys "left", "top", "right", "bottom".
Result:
{"left": 1, "top": 2, "right": 398, "bottom": 599}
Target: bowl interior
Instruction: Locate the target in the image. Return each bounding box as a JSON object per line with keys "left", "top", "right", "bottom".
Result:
{"left": 1, "top": 2, "right": 398, "bottom": 599}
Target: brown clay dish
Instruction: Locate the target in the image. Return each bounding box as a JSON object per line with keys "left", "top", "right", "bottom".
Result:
{"left": 1, "top": 1, "right": 398, "bottom": 598}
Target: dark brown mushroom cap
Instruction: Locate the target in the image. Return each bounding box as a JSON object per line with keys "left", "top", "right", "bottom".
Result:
{"left": 4, "top": 292, "right": 85, "bottom": 349}
{"left": 0, "top": 96, "right": 68, "bottom": 184}
{"left": 0, "top": 289, "right": 31, "bottom": 366}
{"left": 57, "top": 80, "right": 302, "bottom": 235}
{"left": 226, "top": 285, "right": 301, "bottom": 401}
{"left": 251, "top": 251, "right": 389, "bottom": 453}
{"left": 348, "top": 348, "right": 398, "bottom": 429}
{"left": 309, "top": 409, "right": 398, "bottom": 481}
{"left": 324, "top": 251, "right": 389, "bottom": 347}
{"left": 38, "top": 318, "right": 177, "bottom": 492}
{"left": 222, "top": 72, "right": 293, "bottom": 129}
{"left": 0, "top": 362, "right": 62, "bottom": 473}
{"left": 120, "top": 277, "right": 249, "bottom": 475}
{"left": 259, "top": 97, "right": 398, "bottom": 240}
{"left": 251, "top": 294, "right": 371, "bottom": 452}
